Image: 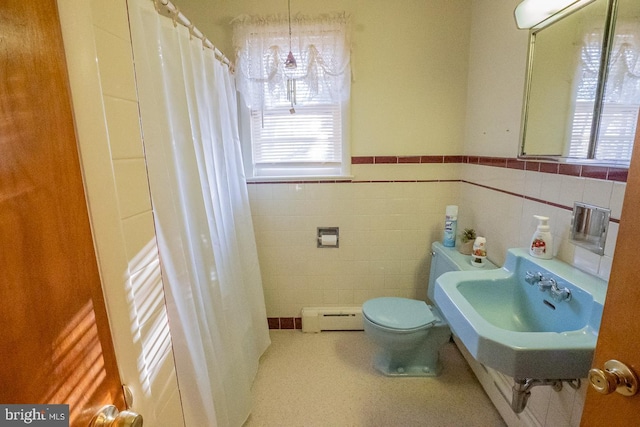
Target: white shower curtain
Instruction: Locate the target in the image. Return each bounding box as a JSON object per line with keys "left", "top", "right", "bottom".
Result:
{"left": 127, "top": 1, "right": 270, "bottom": 426}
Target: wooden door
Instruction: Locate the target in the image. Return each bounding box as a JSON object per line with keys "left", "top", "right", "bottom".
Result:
{"left": 0, "top": 0, "right": 125, "bottom": 425}
{"left": 580, "top": 120, "right": 640, "bottom": 424}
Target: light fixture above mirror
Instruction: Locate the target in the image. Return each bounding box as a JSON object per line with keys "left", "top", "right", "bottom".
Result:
{"left": 514, "top": 0, "right": 595, "bottom": 29}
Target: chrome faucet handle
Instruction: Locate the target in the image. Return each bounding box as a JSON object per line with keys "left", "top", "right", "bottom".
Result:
{"left": 538, "top": 277, "right": 556, "bottom": 291}
{"left": 551, "top": 285, "right": 572, "bottom": 302}
{"left": 525, "top": 271, "right": 543, "bottom": 285}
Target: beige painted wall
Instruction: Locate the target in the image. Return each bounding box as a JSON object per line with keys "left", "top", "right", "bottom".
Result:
{"left": 175, "top": 0, "right": 472, "bottom": 157}
{"left": 463, "top": 0, "right": 529, "bottom": 157}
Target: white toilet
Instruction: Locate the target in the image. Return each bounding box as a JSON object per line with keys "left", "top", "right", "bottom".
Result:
{"left": 362, "top": 242, "right": 495, "bottom": 377}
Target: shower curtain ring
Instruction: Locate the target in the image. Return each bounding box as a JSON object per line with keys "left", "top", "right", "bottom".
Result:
{"left": 171, "top": 7, "right": 179, "bottom": 27}
{"left": 188, "top": 24, "right": 195, "bottom": 40}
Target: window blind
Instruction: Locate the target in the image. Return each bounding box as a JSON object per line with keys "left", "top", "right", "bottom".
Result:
{"left": 596, "top": 103, "right": 639, "bottom": 161}
{"left": 248, "top": 73, "right": 345, "bottom": 177}
{"left": 251, "top": 104, "right": 342, "bottom": 166}
{"left": 568, "top": 103, "right": 639, "bottom": 160}
{"left": 567, "top": 29, "right": 640, "bottom": 162}
{"left": 568, "top": 102, "right": 594, "bottom": 158}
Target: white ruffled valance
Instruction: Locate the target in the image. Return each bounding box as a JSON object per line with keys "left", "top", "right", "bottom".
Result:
{"left": 231, "top": 13, "right": 351, "bottom": 110}
{"left": 604, "top": 22, "right": 640, "bottom": 103}
{"left": 580, "top": 23, "right": 640, "bottom": 103}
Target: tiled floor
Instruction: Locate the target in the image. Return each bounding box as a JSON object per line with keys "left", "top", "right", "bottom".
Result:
{"left": 244, "top": 330, "right": 506, "bottom": 426}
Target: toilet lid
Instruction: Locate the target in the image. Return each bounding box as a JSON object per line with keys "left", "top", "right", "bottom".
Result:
{"left": 363, "top": 297, "right": 437, "bottom": 330}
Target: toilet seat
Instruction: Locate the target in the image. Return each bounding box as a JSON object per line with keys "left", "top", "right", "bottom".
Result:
{"left": 362, "top": 297, "right": 437, "bottom": 330}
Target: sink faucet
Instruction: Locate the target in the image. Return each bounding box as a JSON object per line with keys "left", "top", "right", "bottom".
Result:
{"left": 538, "top": 277, "right": 556, "bottom": 291}
{"left": 550, "top": 285, "right": 572, "bottom": 302}
{"left": 525, "top": 271, "right": 572, "bottom": 302}
{"left": 525, "top": 271, "right": 543, "bottom": 285}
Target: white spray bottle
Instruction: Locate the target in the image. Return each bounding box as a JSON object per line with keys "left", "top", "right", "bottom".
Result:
{"left": 529, "top": 215, "right": 553, "bottom": 259}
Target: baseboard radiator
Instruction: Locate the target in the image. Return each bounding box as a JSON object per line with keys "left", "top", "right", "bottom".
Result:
{"left": 301, "top": 306, "right": 364, "bottom": 333}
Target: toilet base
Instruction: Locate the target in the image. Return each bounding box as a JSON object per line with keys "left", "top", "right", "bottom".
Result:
{"left": 368, "top": 324, "right": 451, "bottom": 377}
{"left": 373, "top": 352, "right": 443, "bottom": 377}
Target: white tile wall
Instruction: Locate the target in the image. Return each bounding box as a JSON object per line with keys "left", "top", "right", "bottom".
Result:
{"left": 103, "top": 97, "right": 146, "bottom": 159}
{"left": 251, "top": 164, "right": 623, "bottom": 318}
{"left": 59, "top": 0, "right": 184, "bottom": 424}
{"left": 93, "top": 27, "right": 138, "bottom": 100}
{"left": 458, "top": 163, "right": 624, "bottom": 279}
{"left": 113, "top": 159, "right": 153, "bottom": 218}
{"left": 249, "top": 161, "right": 624, "bottom": 427}
{"left": 92, "top": 8, "right": 184, "bottom": 426}
{"left": 250, "top": 179, "right": 460, "bottom": 317}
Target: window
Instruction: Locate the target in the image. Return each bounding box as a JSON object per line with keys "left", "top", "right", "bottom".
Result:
{"left": 232, "top": 14, "right": 351, "bottom": 178}
{"left": 250, "top": 92, "right": 344, "bottom": 177}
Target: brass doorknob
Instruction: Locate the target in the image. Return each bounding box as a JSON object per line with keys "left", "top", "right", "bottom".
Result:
{"left": 588, "top": 360, "right": 638, "bottom": 396}
{"left": 90, "top": 405, "right": 143, "bottom": 427}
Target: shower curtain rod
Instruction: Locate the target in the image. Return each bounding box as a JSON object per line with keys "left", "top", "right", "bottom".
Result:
{"left": 153, "top": 0, "right": 234, "bottom": 71}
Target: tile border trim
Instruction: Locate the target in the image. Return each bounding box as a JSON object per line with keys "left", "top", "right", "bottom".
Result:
{"left": 247, "top": 156, "right": 627, "bottom": 185}
{"left": 462, "top": 180, "right": 620, "bottom": 223}
{"left": 350, "top": 155, "right": 628, "bottom": 182}
{"left": 248, "top": 177, "right": 621, "bottom": 223}
{"left": 268, "top": 317, "right": 303, "bottom": 330}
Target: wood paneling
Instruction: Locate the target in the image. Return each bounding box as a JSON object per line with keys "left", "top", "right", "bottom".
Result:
{"left": 0, "top": 1, "right": 124, "bottom": 425}
{"left": 581, "top": 118, "right": 640, "bottom": 425}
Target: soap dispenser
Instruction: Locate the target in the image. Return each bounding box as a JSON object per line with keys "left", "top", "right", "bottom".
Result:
{"left": 529, "top": 215, "right": 553, "bottom": 259}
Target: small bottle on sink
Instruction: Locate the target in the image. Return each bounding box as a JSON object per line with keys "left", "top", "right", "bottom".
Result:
{"left": 529, "top": 215, "right": 553, "bottom": 259}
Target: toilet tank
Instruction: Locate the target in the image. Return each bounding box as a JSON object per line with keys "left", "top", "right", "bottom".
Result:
{"left": 427, "top": 242, "right": 498, "bottom": 303}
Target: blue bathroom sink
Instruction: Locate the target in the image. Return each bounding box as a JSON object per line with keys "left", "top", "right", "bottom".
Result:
{"left": 434, "top": 248, "right": 607, "bottom": 379}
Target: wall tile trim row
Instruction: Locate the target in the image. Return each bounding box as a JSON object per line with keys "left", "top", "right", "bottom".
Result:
{"left": 351, "top": 155, "right": 628, "bottom": 182}
{"left": 352, "top": 155, "right": 466, "bottom": 164}
{"left": 248, "top": 179, "right": 460, "bottom": 185}
{"left": 246, "top": 157, "right": 626, "bottom": 185}
{"left": 247, "top": 175, "right": 622, "bottom": 223}
{"left": 268, "top": 317, "right": 302, "bottom": 330}
{"left": 462, "top": 180, "right": 621, "bottom": 223}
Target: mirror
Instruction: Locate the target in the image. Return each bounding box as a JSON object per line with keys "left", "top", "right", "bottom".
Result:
{"left": 520, "top": 0, "right": 640, "bottom": 166}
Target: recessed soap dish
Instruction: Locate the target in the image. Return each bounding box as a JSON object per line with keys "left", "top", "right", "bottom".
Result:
{"left": 570, "top": 202, "right": 610, "bottom": 255}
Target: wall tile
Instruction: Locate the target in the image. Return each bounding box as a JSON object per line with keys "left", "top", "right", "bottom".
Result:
{"left": 523, "top": 170, "right": 543, "bottom": 198}
{"left": 527, "top": 384, "right": 552, "bottom": 423}
{"left": 556, "top": 237, "right": 576, "bottom": 265}
{"left": 545, "top": 383, "right": 576, "bottom": 426}
{"left": 122, "top": 211, "right": 158, "bottom": 274}
{"left": 573, "top": 246, "right": 601, "bottom": 276}
{"left": 609, "top": 182, "right": 626, "bottom": 219}
{"left": 94, "top": 27, "right": 137, "bottom": 100}
{"left": 130, "top": 260, "right": 164, "bottom": 326}
{"left": 157, "top": 389, "right": 186, "bottom": 427}
{"left": 604, "top": 222, "right": 618, "bottom": 257}
{"left": 570, "top": 384, "right": 588, "bottom": 426}
{"left": 90, "top": 0, "right": 131, "bottom": 40}
{"left": 103, "top": 96, "right": 145, "bottom": 159}
{"left": 113, "top": 159, "right": 152, "bottom": 219}
{"left": 598, "top": 255, "right": 613, "bottom": 282}
{"left": 338, "top": 290, "right": 354, "bottom": 304}
{"left": 559, "top": 176, "right": 585, "bottom": 208}
{"left": 540, "top": 173, "right": 563, "bottom": 205}
{"left": 583, "top": 179, "right": 614, "bottom": 208}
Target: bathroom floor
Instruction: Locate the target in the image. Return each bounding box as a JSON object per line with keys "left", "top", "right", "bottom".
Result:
{"left": 244, "top": 330, "right": 506, "bottom": 426}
